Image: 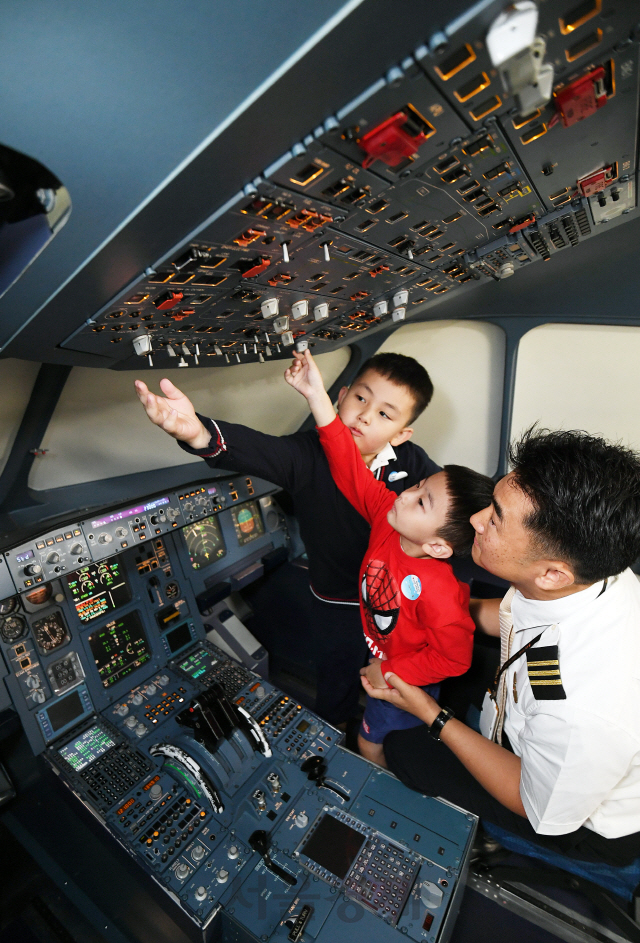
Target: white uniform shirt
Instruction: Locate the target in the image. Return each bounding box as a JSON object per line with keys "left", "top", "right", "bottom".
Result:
{"left": 502, "top": 568, "right": 640, "bottom": 838}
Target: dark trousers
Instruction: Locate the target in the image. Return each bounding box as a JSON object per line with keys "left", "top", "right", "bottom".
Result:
{"left": 385, "top": 639, "right": 640, "bottom": 868}
{"left": 243, "top": 563, "right": 368, "bottom": 725}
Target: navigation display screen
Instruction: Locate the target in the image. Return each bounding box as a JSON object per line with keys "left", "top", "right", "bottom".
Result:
{"left": 231, "top": 501, "right": 264, "bottom": 547}
{"left": 59, "top": 724, "right": 115, "bottom": 771}
{"left": 88, "top": 610, "right": 151, "bottom": 688}
{"left": 183, "top": 515, "right": 226, "bottom": 570}
{"left": 66, "top": 557, "right": 132, "bottom": 623}
{"left": 301, "top": 814, "right": 365, "bottom": 880}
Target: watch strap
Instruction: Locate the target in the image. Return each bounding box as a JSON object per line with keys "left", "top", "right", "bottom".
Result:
{"left": 428, "top": 707, "right": 455, "bottom": 740}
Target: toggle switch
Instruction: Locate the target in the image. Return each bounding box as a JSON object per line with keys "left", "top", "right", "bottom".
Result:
{"left": 261, "top": 297, "right": 279, "bottom": 318}
{"left": 291, "top": 299, "right": 308, "bottom": 320}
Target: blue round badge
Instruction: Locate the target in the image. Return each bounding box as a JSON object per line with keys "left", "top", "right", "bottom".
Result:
{"left": 401, "top": 574, "right": 422, "bottom": 600}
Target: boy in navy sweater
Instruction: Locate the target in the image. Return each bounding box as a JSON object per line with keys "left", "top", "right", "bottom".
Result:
{"left": 135, "top": 352, "right": 439, "bottom": 725}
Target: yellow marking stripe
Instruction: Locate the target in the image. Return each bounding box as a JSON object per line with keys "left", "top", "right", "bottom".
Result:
{"left": 527, "top": 659, "right": 559, "bottom": 667}
{"left": 529, "top": 679, "right": 564, "bottom": 686}
{"left": 528, "top": 669, "right": 561, "bottom": 676}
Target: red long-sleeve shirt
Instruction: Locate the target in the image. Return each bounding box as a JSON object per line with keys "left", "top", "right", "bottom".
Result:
{"left": 318, "top": 416, "right": 474, "bottom": 686}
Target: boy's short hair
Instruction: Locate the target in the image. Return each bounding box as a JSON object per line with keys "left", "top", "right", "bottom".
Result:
{"left": 510, "top": 428, "right": 640, "bottom": 583}
{"left": 353, "top": 353, "right": 434, "bottom": 424}
{"left": 438, "top": 465, "right": 495, "bottom": 557}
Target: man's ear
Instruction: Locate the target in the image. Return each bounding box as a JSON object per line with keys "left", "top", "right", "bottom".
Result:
{"left": 422, "top": 539, "right": 453, "bottom": 560}
{"left": 336, "top": 386, "right": 349, "bottom": 407}
{"left": 390, "top": 426, "right": 414, "bottom": 447}
{"left": 534, "top": 562, "right": 576, "bottom": 593}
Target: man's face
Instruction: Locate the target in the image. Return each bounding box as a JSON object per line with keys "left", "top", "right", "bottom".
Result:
{"left": 470, "top": 472, "right": 539, "bottom": 584}
{"left": 387, "top": 471, "right": 451, "bottom": 553}
{"left": 337, "top": 368, "right": 415, "bottom": 461}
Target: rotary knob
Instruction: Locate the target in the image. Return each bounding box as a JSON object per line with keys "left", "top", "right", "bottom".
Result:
{"left": 70, "top": 543, "right": 84, "bottom": 555}
{"left": 115, "top": 527, "right": 127, "bottom": 539}
{"left": 157, "top": 674, "right": 170, "bottom": 686}
{"left": 135, "top": 723, "right": 147, "bottom": 737}
{"left": 194, "top": 886, "right": 207, "bottom": 902}
{"left": 255, "top": 685, "right": 266, "bottom": 699}
{"left": 115, "top": 703, "right": 129, "bottom": 716}
{"left": 24, "top": 563, "right": 42, "bottom": 576}
{"left": 149, "top": 784, "right": 163, "bottom": 800}
{"left": 176, "top": 863, "right": 190, "bottom": 881}
{"left": 420, "top": 880, "right": 443, "bottom": 909}
{"left": 145, "top": 683, "right": 157, "bottom": 696}
{"left": 132, "top": 693, "right": 143, "bottom": 706}
{"left": 227, "top": 845, "right": 239, "bottom": 860}
{"left": 33, "top": 689, "right": 46, "bottom": 704}
{"left": 97, "top": 533, "right": 113, "bottom": 544}
{"left": 295, "top": 812, "right": 309, "bottom": 829}
{"left": 46, "top": 552, "right": 60, "bottom": 565}
{"left": 308, "top": 724, "right": 319, "bottom": 737}
{"left": 26, "top": 674, "right": 40, "bottom": 689}
{"left": 124, "top": 716, "right": 137, "bottom": 729}
{"left": 216, "top": 869, "right": 229, "bottom": 884}
{"left": 192, "top": 845, "right": 205, "bottom": 862}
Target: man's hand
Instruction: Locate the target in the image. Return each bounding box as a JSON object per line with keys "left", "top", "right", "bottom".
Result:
{"left": 359, "top": 657, "right": 388, "bottom": 690}
{"left": 284, "top": 350, "right": 336, "bottom": 427}
{"left": 134, "top": 378, "right": 211, "bottom": 449}
{"left": 361, "top": 671, "right": 441, "bottom": 725}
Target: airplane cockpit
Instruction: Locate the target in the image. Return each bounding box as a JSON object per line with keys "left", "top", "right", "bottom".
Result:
{"left": 2, "top": 2, "right": 640, "bottom": 942}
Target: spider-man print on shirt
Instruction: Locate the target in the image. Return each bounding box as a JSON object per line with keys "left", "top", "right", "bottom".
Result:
{"left": 361, "top": 559, "right": 401, "bottom": 642}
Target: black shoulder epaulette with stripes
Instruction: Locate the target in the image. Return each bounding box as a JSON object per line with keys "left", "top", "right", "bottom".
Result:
{"left": 525, "top": 645, "right": 566, "bottom": 700}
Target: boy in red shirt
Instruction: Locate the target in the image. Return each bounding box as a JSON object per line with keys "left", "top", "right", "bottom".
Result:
{"left": 285, "top": 350, "right": 494, "bottom": 766}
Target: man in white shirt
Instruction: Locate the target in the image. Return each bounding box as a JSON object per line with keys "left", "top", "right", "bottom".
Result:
{"left": 362, "top": 428, "right": 640, "bottom": 865}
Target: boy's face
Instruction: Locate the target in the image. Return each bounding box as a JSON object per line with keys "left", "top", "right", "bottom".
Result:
{"left": 337, "top": 368, "right": 416, "bottom": 462}
{"left": 387, "top": 471, "right": 452, "bottom": 558}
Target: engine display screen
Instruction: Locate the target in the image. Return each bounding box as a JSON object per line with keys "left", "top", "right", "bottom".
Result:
{"left": 88, "top": 610, "right": 151, "bottom": 688}
{"left": 66, "top": 557, "right": 132, "bottom": 623}
{"left": 58, "top": 724, "right": 115, "bottom": 772}
{"left": 231, "top": 501, "right": 264, "bottom": 547}
{"left": 301, "top": 814, "right": 365, "bottom": 880}
{"left": 183, "top": 515, "right": 226, "bottom": 570}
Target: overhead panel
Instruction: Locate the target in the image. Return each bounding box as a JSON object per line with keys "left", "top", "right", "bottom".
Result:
{"left": 58, "top": 0, "right": 640, "bottom": 372}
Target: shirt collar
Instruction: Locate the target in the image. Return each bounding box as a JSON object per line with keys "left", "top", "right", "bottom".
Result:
{"left": 369, "top": 441, "right": 397, "bottom": 474}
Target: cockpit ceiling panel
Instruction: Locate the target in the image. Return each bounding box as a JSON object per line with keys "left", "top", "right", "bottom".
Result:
{"left": 8, "top": 0, "right": 640, "bottom": 368}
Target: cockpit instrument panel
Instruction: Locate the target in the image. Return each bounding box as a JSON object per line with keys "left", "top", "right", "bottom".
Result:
{"left": 66, "top": 557, "right": 132, "bottom": 623}
{"left": 231, "top": 500, "right": 265, "bottom": 547}
{"left": 182, "top": 515, "right": 226, "bottom": 569}
{"left": 88, "top": 610, "right": 152, "bottom": 689}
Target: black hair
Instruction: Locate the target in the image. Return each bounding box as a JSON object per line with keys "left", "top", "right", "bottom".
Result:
{"left": 438, "top": 465, "right": 495, "bottom": 557}
{"left": 353, "top": 352, "right": 434, "bottom": 424}
{"left": 509, "top": 427, "right": 640, "bottom": 583}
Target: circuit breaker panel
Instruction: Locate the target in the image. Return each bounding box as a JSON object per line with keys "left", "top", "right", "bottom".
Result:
{"left": 60, "top": 0, "right": 639, "bottom": 369}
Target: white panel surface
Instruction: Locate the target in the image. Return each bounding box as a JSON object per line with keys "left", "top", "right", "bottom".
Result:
{"left": 376, "top": 321, "right": 505, "bottom": 476}
{"left": 0, "top": 359, "right": 41, "bottom": 475}
{"left": 511, "top": 324, "right": 640, "bottom": 450}
{"left": 30, "top": 348, "right": 350, "bottom": 489}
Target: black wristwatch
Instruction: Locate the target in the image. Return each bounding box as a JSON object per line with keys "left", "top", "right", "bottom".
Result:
{"left": 428, "top": 707, "right": 455, "bottom": 740}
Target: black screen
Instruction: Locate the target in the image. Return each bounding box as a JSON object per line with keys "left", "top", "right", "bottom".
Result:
{"left": 46, "top": 690, "right": 85, "bottom": 733}
{"left": 165, "top": 622, "right": 191, "bottom": 654}
{"left": 66, "top": 557, "right": 132, "bottom": 623}
{"left": 88, "top": 610, "right": 151, "bottom": 688}
{"left": 301, "top": 815, "right": 365, "bottom": 880}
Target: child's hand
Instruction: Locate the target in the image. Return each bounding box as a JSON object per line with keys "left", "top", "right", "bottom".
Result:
{"left": 134, "top": 378, "right": 211, "bottom": 449}
{"left": 360, "top": 657, "right": 388, "bottom": 689}
{"left": 284, "top": 349, "right": 336, "bottom": 427}
{"left": 284, "top": 349, "right": 325, "bottom": 400}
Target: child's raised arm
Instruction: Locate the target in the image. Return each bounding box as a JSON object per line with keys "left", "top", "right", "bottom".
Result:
{"left": 284, "top": 350, "right": 335, "bottom": 427}
{"left": 134, "top": 378, "right": 211, "bottom": 449}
